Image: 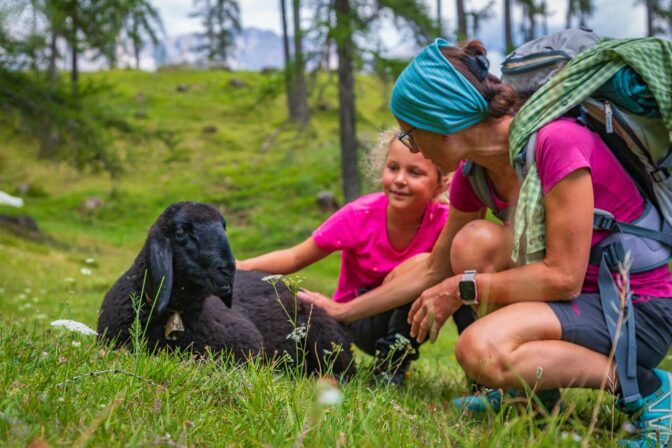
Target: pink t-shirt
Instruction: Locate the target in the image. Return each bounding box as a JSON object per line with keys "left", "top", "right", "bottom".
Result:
{"left": 450, "top": 118, "right": 672, "bottom": 297}
{"left": 313, "top": 192, "right": 449, "bottom": 303}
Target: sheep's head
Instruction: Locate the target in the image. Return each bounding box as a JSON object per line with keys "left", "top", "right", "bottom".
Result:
{"left": 145, "top": 202, "right": 235, "bottom": 317}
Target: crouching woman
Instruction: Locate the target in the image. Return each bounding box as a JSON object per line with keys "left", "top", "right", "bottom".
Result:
{"left": 312, "top": 38, "right": 672, "bottom": 446}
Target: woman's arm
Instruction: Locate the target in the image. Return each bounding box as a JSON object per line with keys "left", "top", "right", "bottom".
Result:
{"left": 312, "top": 206, "right": 483, "bottom": 323}
{"left": 408, "top": 168, "right": 595, "bottom": 343}
{"left": 478, "top": 168, "right": 594, "bottom": 304}
{"left": 237, "top": 237, "right": 330, "bottom": 274}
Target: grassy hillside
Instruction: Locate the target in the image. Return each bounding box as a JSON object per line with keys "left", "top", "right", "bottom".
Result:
{"left": 0, "top": 68, "right": 645, "bottom": 446}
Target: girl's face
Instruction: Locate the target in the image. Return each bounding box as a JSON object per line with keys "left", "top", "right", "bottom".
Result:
{"left": 382, "top": 139, "right": 443, "bottom": 213}
{"left": 395, "top": 119, "right": 467, "bottom": 173}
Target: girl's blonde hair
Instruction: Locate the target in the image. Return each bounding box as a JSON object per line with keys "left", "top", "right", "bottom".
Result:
{"left": 365, "top": 127, "right": 451, "bottom": 204}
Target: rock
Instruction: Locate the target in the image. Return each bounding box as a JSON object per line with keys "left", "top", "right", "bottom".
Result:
{"left": 316, "top": 191, "right": 339, "bottom": 212}
{"left": 261, "top": 66, "right": 280, "bottom": 75}
{"left": 17, "top": 183, "right": 30, "bottom": 196}
{"left": 15, "top": 183, "right": 48, "bottom": 198}
{"left": 202, "top": 125, "right": 218, "bottom": 134}
{"left": 316, "top": 101, "right": 333, "bottom": 112}
{"left": 80, "top": 197, "right": 104, "bottom": 213}
{"left": 176, "top": 84, "right": 189, "bottom": 93}
{"left": 0, "top": 215, "right": 39, "bottom": 232}
{"left": 228, "top": 78, "right": 247, "bottom": 88}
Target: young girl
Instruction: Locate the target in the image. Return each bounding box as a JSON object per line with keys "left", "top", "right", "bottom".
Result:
{"left": 237, "top": 129, "right": 450, "bottom": 384}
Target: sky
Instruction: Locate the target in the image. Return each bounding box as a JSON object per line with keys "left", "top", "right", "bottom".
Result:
{"left": 153, "top": 0, "right": 647, "bottom": 76}
{"left": 156, "top": 0, "right": 648, "bottom": 45}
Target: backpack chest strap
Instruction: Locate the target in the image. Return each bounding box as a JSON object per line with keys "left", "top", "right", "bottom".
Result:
{"left": 589, "top": 202, "right": 672, "bottom": 273}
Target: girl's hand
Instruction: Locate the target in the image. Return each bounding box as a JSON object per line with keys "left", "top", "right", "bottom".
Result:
{"left": 298, "top": 289, "right": 346, "bottom": 321}
{"left": 408, "top": 276, "right": 462, "bottom": 344}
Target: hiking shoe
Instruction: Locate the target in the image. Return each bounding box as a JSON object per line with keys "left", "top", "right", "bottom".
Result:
{"left": 618, "top": 368, "right": 672, "bottom": 448}
{"left": 452, "top": 388, "right": 562, "bottom": 413}
{"left": 452, "top": 388, "right": 506, "bottom": 412}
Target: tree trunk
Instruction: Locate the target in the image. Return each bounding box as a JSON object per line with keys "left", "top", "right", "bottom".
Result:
{"left": 504, "top": 0, "right": 513, "bottom": 53}
{"left": 456, "top": 0, "right": 467, "bottom": 40}
{"left": 646, "top": 0, "right": 655, "bottom": 36}
{"left": 291, "top": 0, "right": 310, "bottom": 125}
{"left": 69, "top": 0, "right": 79, "bottom": 97}
{"left": 280, "top": 0, "right": 297, "bottom": 120}
{"left": 135, "top": 43, "right": 141, "bottom": 70}
{"left": 48, "top": 31, "right": 58, "bottom": 86}
{"left": 334, "top": 0, "right": 360, "bottom": 203}
{"left": 437, "top": 0, "right": 442, "bottom": 35}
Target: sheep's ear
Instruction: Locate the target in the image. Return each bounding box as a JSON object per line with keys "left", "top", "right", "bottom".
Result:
{"left": 147, "top": 235, "right": 173, "bottom": 317}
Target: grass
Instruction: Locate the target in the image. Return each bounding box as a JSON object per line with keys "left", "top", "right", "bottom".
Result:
{"left": 0, "top": 68, "right": 666, "bottom": 446}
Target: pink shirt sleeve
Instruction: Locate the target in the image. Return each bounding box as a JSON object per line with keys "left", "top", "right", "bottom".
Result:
{"left": 449, "top": 160, "right": 485, "bottom": 212}
{"left": 312, "top": 203, "right": 355, "bottom": 252}
{"left": 535, "top": 119, "right": 592, "bottom": 194}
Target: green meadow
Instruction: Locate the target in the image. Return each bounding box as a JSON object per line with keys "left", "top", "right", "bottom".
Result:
{"left": 0, "top": 69, "right": 659, "bottom": 446}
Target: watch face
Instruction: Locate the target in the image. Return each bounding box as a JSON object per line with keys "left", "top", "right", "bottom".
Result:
{"left": 459, "top": 281, "right": 476, "bottom": 301}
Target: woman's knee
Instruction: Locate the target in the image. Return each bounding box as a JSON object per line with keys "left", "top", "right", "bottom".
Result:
{"left": 455, "top": 327, "right": 507, "bottom": 386}
{"left": 451, "top": 220, "right": 512, "bottom": 273}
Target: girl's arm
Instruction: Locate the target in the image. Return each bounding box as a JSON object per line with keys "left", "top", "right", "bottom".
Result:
{"left": 237, "top": 237, "right": 331, "bottom": 274}
{"left": 313, "top": 206, "right": 483, "bottom": 323}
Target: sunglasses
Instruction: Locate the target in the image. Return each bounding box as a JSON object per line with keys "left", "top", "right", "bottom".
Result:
{"left": 397, "top": 127, "right": 418, "bottom": 151}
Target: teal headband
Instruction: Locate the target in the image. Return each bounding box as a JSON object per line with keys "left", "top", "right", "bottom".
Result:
{"left": 390, "top": 38, "right": 489, "bottom": 134}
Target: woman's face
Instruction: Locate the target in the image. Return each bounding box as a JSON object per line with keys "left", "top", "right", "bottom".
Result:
{"left": 381, "top": 139, "right": 442, "bottom": 213}
{"left": 395, "top": 119, "right": 466, "bottom": 173}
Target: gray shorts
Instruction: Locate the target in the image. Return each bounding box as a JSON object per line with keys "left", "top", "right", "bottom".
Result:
{"left": 548, "top": 294, "right": 672, "bottom": 369}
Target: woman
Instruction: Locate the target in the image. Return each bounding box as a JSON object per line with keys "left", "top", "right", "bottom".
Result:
{"left": 307, "top": 38, "right": 672, "bottom": 447}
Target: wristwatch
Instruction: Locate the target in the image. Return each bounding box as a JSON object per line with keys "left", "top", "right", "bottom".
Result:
{"left": 459, "top": 270, "right": 478, "bottom": 305}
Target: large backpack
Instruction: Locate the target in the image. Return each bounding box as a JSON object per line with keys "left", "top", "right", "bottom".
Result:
{"left": 463, "top": 29, "right": 672, "bottom": 404}
{"left": 466, "top": 29, "right": 672, "bottom": 227}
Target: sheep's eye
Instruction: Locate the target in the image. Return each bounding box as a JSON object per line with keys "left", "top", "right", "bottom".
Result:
{"left": 174, "top": 227, "right": 187, "bottom": 240}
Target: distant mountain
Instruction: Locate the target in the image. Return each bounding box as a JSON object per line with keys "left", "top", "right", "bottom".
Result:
{"left": 155, "top": 27, "right": 284, "bottom": 71}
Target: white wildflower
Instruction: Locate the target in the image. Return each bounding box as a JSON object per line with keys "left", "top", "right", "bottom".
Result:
{"left": 24, "top": 288, "right": 31, "bottom": 294}
{"left": 316, "top": 379, "right": 343, "bottom": 406}
{"left": 560, "top": 431, "right": 582, "bottom": 442}
{"left": 17, "top": 293, "right": 27, "bottom": 300}
{"left": 50, "top": 319, "right": 98, "bottom": 336}
{"left": 41, "top": 351, "right": 48, "bottom": 359}
{"left": 34, "top": 313, "right": 47, "bottom": 320}
{"left": 71, "top": 340, "right": 81, "bottom": 347}
{"left": 261, "top": 274, "right": 284, "bottom": 285}
{"left": 286, "top": 325, "right": 307, "bottom": 342}
{"left": 85, "top": 258, "right": 95, "bottom": 265}
{"left": 64, "top": 277, "right": 75, "bottom": 283}
{"left": 80, "top": 268, "right": 92, "bottom": 276}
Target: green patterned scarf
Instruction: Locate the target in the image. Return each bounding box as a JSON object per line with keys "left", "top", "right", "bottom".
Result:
{"left": 509, "top": 37, "right": 672, "bottom": 263}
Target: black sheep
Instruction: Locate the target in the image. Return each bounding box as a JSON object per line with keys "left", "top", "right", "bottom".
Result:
{"left": 97, "top": 201, "right": 355, "bottom": 377}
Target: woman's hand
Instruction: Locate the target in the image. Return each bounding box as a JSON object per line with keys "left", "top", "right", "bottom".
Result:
{"left": 298, "top": 289, "right": 347, "bottom": 322}
{"left": 408, "top": 276, "right": 463, "bottom": 344}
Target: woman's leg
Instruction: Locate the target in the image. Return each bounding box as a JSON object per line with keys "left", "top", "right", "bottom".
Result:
{"left": 455, "top": 301, "right": 617, "bottom": 390}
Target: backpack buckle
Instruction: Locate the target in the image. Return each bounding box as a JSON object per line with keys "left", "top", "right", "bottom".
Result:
{"left": 652, "top": 167, "right": 670, "bottom": 182}
{"left": 603, "top": 242, "right": 626, "bottom": 268}
{"left": 593, "top": 209, "right": 616, "bottom": 231}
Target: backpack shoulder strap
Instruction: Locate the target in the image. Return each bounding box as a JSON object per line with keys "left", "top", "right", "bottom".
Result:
{"left": 462, "top": 160, "right": 508, "bottom": 221}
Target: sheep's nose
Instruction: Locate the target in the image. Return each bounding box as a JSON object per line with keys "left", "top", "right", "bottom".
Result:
{"left": 215, "top": 263, "right": 234, "bottom": 278}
